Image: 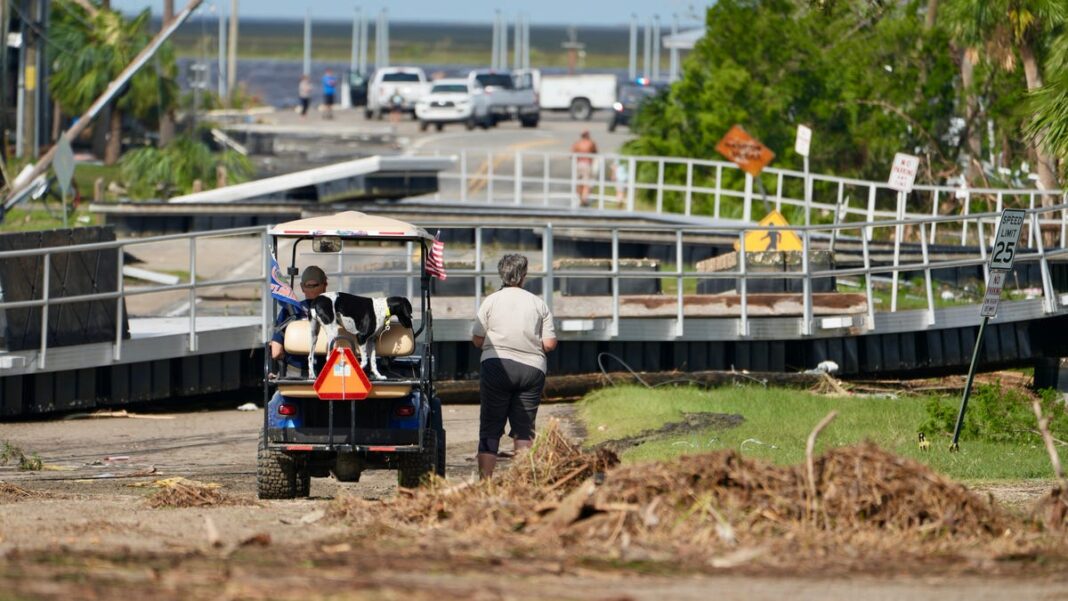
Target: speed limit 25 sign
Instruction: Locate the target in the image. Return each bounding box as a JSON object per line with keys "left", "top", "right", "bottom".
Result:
{"left": 989, "top": 209, "right": 1025, "bottom": 271}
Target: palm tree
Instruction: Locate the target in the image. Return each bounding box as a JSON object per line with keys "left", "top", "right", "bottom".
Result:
{"left": 945, "top": 0, "right": 1067, "bottom": 194}
{"left": 49, "top": 2, "right": 177, "bottom": 164}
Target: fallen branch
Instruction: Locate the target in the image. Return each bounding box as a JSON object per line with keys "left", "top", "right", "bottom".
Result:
{"left": 805, "top": 410, "right": 839, "bottom": 521}
{"left": 1032, "top": 401, "right": 1066, "bottom": 483}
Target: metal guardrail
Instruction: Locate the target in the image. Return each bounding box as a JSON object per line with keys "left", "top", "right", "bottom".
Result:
{"left": 426, "top": 149, "right": 1068, "bottom": 251}
{"left": 3, "top": 197, "right": 1068, "bottom": 373}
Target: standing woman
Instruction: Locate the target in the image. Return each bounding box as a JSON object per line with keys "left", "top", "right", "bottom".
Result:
{"left": 298, "top": 75, "right": 313, "bottom": 119}
{"left": 471, "top": 254, "right": 557, "bottom": 479}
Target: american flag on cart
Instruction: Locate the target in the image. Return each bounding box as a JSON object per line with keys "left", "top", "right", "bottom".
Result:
{"left": 426, "top": 230, "right": 447, "bottom": 281}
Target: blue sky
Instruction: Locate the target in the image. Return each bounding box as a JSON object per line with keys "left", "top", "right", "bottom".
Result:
{"left": 109, "top": 1, "right": 707, "bottom": 26}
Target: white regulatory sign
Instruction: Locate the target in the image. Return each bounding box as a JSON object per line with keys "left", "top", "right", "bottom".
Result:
{"left": 887, "top": 153, "right": 920, "bottom": 194}
{"left": 989, "top": 209, "right": 1026, "bottom": 271}
{"left": 980, "top": 270, "right": 1008, "bottom": 317}
{"left": 795, "top": 125, "right": 812, "bottom": 158}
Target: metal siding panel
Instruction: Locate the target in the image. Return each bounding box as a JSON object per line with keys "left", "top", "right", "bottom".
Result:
{"left": 223, "top": 352, "right": 241, "bottom": 391}
{"left": 942, "top": 329, "right": 962, "bottom": 367}
{"left": 1, "top": 376, "right": 24, "bottom": 417}
{"left": 131, "top": 362, "right": 152, "bottom": 402}
{"left": 111, "top": 364, "right": 131, "bottom": 403}
{"left": 770, "top": 341, "right": 786, "bottom": 372}
{"left": 924, "top": 330, "right": 943, "bottom": 368}
{"left": 881, "top": 334, "right": 900, "bottom": 372}
{"left": 959, "top": 327, "right": 978, "bottom": 369}
{"left": 1016, "top": 322, "right": 1032, "bottom": 359}
{"left": 899, "top": 333, "right": 916, "bottom": 370}
{"left": 201, "top": 353, "right": 222, "bottom": 393}
{"left": 983, "top": 324, "right": 1001, "bottom": 364}
{"left": 32, "top": 373, "right": 55, "bottom": 414}
{"left": 180, "top": 356, "right": 199, "bottom": 395}
{"left": 998, "top": 323, "right": 1018, "bottom": 362}
{"left": 863, "top": 335, "right": 882, "bottom": 372}
{"left": 689, "top": 341, "right": 708, "bottom": 371}
{"left": 152, "top": 360, "right": 171, "bottom": 398}
{"left": 843, "top": 337, "right": 859, "bottom": 374}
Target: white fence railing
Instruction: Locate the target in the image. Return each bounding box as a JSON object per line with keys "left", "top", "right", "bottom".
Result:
{"left": 424, "top": 149, "right": 1068, "bottom": 251}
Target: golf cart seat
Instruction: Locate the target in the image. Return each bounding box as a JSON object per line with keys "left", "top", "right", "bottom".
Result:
{"left": 278, "top": 319, "right": 415, "bottom": 399}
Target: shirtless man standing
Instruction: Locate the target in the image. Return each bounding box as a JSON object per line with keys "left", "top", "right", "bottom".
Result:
{"left": 571, "top": 130, "right": 598, "bottom": 207}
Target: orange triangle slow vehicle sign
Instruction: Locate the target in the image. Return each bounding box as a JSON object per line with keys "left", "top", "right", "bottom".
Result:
{"left": 314, "top": 347, "right": 373, "bottom": 400}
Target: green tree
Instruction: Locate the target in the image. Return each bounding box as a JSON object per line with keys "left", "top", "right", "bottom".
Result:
{"left": 49, "top": 1, "right": 178, "bottom": 164}
{"left": 944, "top": 0, "right": 1066, "bottom": 193}
{"left": 118, "top": 135, "right": 253, "bottom": 198}
{"left": 627, "top": 0, "right": 960, "bottom": 216}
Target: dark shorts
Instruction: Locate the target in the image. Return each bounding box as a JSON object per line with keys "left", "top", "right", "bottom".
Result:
{"left": 479, "top": 358, "right": 545, "bottom": 443}
{"left": 324, "top": 93, "right": 335, "bottom": 106}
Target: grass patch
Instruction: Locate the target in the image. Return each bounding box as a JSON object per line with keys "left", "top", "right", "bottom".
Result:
{"left": 577, "top": 385, "right": 1063, "bottom": 481}
{"left": 0, "top": 441, "right": 43, "bottom": 471}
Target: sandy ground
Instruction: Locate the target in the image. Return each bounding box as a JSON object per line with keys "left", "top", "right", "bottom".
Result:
{"left": 2, "top": 401, "right": 1068, "bottom": 600}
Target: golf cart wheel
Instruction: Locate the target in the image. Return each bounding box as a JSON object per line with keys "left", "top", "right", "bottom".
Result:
{"left": 257, "top": 430, "right": 310, "bottom": 499}
{"left": 520, "top": 117, "right": 539, "bottom": 128}
{"left": 435, "top": 428, "right": 446, "bottom": 477}
{"left": 419, "top": 120, "right": 429, "bottom": 132}
{"left": 435, "top": 122, "right": 444, "bottom": 132}
{"left": 397, "top": 428, "right": 437, "bottom": 488}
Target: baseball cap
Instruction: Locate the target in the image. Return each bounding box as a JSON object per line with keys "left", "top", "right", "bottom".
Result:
{"left": 300, "top": 265, "right": 327, "bottom": 286}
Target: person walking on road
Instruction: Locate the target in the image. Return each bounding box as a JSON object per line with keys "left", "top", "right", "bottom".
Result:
{"left": 471, "top": 254, "right": 557, "bottom": 479}
{"left": 321, "top": 69, "right": 339, "bottom": 120}
{"left": 298, "top": 75, "right": 313, "bottom": 119}
{"left": 571, "top": 130, "right": 598, "bottom": 207}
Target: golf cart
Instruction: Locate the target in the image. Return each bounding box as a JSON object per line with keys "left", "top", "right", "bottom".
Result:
{"left": 258, "top": 211, "right": 445, "bottom": 499}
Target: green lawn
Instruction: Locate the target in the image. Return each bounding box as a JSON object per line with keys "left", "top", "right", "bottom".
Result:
{"left": 577, "top": 385, "right": 1062, "bottom": 481}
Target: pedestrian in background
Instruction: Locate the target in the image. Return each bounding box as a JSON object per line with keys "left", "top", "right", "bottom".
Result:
{"left": 471, "top": 254, "right": 557, "bottom": 479}
{"left": 298, "top": 75, "right": 313, "bottom": 119}
{"left": 322, "top": 69, "right": 338, "bottom": 120}
{"left": 571, "top": 130, "right": 598, "bottom": 207}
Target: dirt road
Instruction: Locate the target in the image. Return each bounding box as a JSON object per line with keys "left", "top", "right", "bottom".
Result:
{"left": 3, "top": 403, "right": 1068, "bottom": 600}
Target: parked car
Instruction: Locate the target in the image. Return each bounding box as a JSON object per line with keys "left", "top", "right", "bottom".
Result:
{"left": 366, "top": 67, "right": 430, "bottom": 120}
{"left": 415, "top": 79, "right": 474, "bottom": 131}
{"left": 608, "top": 79, "right": 668, "bottom": 132}
{"left": 519, "top": 70, "right": 617, "bottom": 120}
{"left": 467, "top": 69, "right": 539, "bottom": 129}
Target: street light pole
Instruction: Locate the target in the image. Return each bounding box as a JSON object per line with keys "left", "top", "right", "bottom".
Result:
{"left": 227, "top": 0, "right": 238, "bottom": 98}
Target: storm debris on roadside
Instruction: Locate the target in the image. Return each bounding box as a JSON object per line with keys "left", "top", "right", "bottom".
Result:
{"left": 143, "top": 477, "right": 245, "bottom": 508}
{"left": 0, "top": 481, "right": 43, "bottom": 502}
{"left": 331, "top": 419, "right": 1019, "bottom": 566}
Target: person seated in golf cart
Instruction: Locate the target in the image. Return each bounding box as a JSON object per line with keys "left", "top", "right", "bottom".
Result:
{"left": 269, "top": 265, "right": 329, "bottom": 378}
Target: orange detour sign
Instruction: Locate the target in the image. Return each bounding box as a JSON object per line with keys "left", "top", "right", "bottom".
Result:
{"left": 314, "top": 347, "right": 373, "bottom": 400}
{"left": 715, "top": 125, "right": 776, "bottom": 177}
{"left": 733, "top": 210, "right": 803, "bottom": 252}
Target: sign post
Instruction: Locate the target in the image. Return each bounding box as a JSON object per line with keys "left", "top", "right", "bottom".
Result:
{"left": 716, "top": 125, "right": 776, "bottom": 215}
{"left": 886, "top": 153, "right": 920, "bottom": 313}
{"left": 949, "top": 208, "right": 1026, "bottom": 451}
{"left": 795, "top": 125, "right": 812, "bottom": 225}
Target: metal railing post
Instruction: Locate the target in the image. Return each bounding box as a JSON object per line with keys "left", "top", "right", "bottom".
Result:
{"left": 920, "top": 222, "right": 935, "bottom": 326}
{"left": 1028, "top": 191, "right": 1036, "bottom": 248}
{"left": 743, "top": 173, "right": 753, "bottom": 223}
{"left": 474, "top": 226, "right": 483, "bottom": 312}
{"left": 486, "top": 151, "right": 494, "bottom": 203}
{"left": 626, "top": 156, "right": 636, "bottom": 212}
{"left": 570, "top": 156, "right": 578, "bottom": 208}
{"left": 598, "top": 155, "right": 607, "bottom": 209}
{"left": 656, "top": 159, "right": 664, "bottom": 214}
{"left": 543, "top": 223, "right": 554, "bottom": 315}
{"left": 460, "top": 150, "right": 468, "bottom": 202}
{"left": 675, "top": 229, "right": 684, "bottom": 337}
{"left": 861, "top": 229, "right": 874, "bottom": 330}
{"left": 684, "top": 161, "right": 693, "bottom": 216}
{"left": 977, "top": 217, "right": 989, "bottom": 284}
{"left": 514, "top": 152, "right": 523, "bottom": 205}
{"left": 961, "top": 191, "right": 971, "bottom": 246}
{"left": 801, "top": 229, "right": 812, "bottom": 336}
{"left": 38, "top": 254, "right": 50, "bottom": 369}
{"left": 929, "top": 189, "right": 940, "bottom": 244}
{"left": 738, "top": 231, "right": 748, "bottom": 337}
{"left": 866, "top": 184, "right": 877, "bottom": 241}
{"left": 543, "top": 153, "right": 550, "bottom": 206}
{"left": 406, "top": 241, "right": 414, "bottom": 300}
{"left": 188, "top": 238, "right": 197, "bottom": 352}
{"left": 611, "top": 228, "right": 619, "bottom": 337}
{"left": 714, "top": 165, "right": 722, "bottom": 219}
{"left": 1033, "top": 211, "right": 1058, "bottom": 314}
{"left": 777, "top": 171, "right": 785, "bottom": 215}
{"left": 890, "top": 191, "right": 904, "bottom": 312}
{"left": 114, "top": 246, "right": 125, "bottom": 361}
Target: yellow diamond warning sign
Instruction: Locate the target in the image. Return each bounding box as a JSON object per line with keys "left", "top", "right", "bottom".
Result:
{"left": 733, "top": 210, "right": 803, "bottom": 252}
{"left": 314, "top": 347, "right": 373, "bottom": 400}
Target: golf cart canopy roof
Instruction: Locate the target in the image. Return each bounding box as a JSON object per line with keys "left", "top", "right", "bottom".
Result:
{"left": 269, "top": 211, "right": 432, "bottom": 240}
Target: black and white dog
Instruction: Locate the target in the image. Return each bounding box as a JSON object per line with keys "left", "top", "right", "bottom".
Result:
{"left": 308, "top": 292, "right": 413, "bottom": 380}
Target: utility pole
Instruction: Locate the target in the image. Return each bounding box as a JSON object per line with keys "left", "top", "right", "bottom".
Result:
{"left": 652, "top": 15, "right": 660, "bottom": 81}
{"left": 669, "top": 14, "right": 679, "bottom": 82}
{"left": 628, "top": 14, "right": 637, "bottom": 80}
{"left": 227, "top": 0, "right": 238, "bottom": 98}
{"left": 350, "top": 7, "right": 359, "bottom": 75}
{"left": 513, "top": 14, "right": 521, "bottom": 70}
{"left": 302, "top": 8, "right": 311, "bottom": 76}
{"left": 642, "top": 19, "right": 651, "bottom": 79}
{"left": 491, "top": 11, "right": 498, "bottom": 70}
{"left": 523, "top": 15, "right": 530, "bottom": 70}
{"left": 359, "top": 9, "right": 368, "bottom": 74}
{"left": 217, "top": 3, "right": 226, "bottom": 99}
{"left": 18, "top": 0, "right": 42, "bottom": 159}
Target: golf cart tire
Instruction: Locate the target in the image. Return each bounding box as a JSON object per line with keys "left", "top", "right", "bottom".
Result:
{"left": 257, "top": 430, "right": 311, "bottom": 499}
{"left": 397, "top": 428, "right": 438, "bottom": 488}
{"left": 419, "top": 120, "right": 429, "bottom": 132}
{"left": 435, "top": 428, "right": 446, "bottom": 477}
{"left": 520, "top": 117, "right": 539, "bottom": 128}
{"left": 435, "top": 122, "right": 444, "bottom": 132}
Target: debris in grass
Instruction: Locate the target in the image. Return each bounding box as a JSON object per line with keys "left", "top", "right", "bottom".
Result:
{"left": 591, "top": 412, "right": 743, "bottom": 455}
{"left": 0, "top": 441, "right": 42, "bottom": 471}
{"left": 0, "top": 481, "right": 43, "bottom": 501}
{"left": 330, "top": 419, "right": 1013, "bottom": 567}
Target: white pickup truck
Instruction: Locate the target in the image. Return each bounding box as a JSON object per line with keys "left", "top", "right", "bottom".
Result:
{"left": 365, "top": 67, "right": 430, "bottom": 120}
{"left": 518, "top": 70, "right": 618, "bottom": 120}
{"left": 467, "top": 70, "right": 540, "bottom": 129}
